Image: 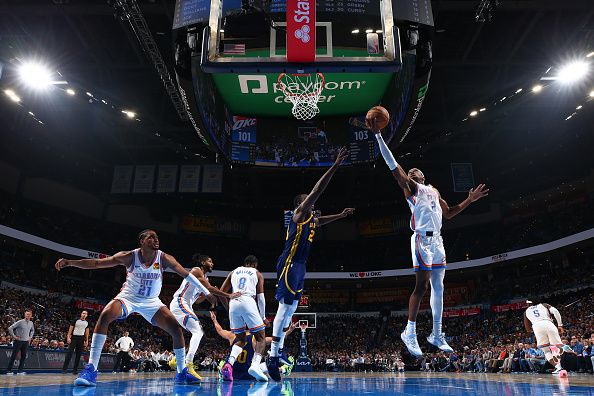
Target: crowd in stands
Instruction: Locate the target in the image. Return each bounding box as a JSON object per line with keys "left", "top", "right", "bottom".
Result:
{"left": 2, "top": 278, "right": 592, "bottom": 374}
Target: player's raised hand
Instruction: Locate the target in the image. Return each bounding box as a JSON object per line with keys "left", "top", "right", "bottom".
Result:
{"left": 366, "top": 117, "right": 381, "bottom": 133}
{"left": 333, "top": 147, "right": 348, "bottom": 166}
{"left": 55, "top": 258, "right": 70, "bottom": 271}
{"left": 468, "top": 184, "right": 489, "bottom": 202}
{"left": 340, "top": 208, "right": 355, "bottom": 218}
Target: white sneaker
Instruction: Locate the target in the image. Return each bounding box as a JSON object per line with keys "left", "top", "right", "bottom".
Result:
{"left": 6, "top": 372, "right": 14, "bottom": 376}
{"left": 16, "top": 372, "right": 26, "bottom": 376}
{"left": 427, "top": 332, "right": 454, "bottom": 353}
{"left": 551, "top": 367, "right": 563, "bottom": 375}
{"left": 248, "top": 365, "right": 269, "bottom": 382}
{"left": 400, "top": 330, "right": 423, "bottom": 357}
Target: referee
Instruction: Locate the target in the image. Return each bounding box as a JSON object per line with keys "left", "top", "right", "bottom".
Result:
{"left": 62, "top": 310, "right": 90, "bottom": 374}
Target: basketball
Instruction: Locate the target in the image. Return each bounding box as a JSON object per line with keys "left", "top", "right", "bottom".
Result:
{"left": 366, "top": 106, "right": 390, "bottom": 130}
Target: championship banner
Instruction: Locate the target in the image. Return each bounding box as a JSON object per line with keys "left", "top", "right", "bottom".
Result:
{"left": 286, "top": 0, "right": 316, "bottom": 62}
{"left": 156, "top": 165, "right": 178, "bottom": 193}
{"left": 202, "top": 164, "right": 223, "bottom": 193}
{"left": 178, "top": 165, "right": 201, "bottom": 193}
{"left": 451, "top": 163, "right": 475, "bottom": 193}
{"left": 132, "top": 165, "right": 155, "bottom": 193}
{"left": 111, "top": 166, "right": 133, "bottom": 194}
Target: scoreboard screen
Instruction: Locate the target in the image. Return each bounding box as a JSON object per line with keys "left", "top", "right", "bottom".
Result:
{"left": 269, "top": 0, "right": 379, "bottom": 15}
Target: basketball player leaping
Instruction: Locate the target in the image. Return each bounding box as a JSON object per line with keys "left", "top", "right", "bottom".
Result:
{"left": 169, "top": 253, "right": 241, "bottom": 380}
{"left": 267, "top": 147, "right": 355, "bottom": 381}
{"left": 218, "top": 255, "right": 268, "bottom": 381}
{"left": 54, "top": 229, "right": 235, "bottom": 386}
{"left": 524, "top": 300, "right": 566, "bottom": 375}
{"left": 368, "top": 119, "right": 488, "bottom": 357}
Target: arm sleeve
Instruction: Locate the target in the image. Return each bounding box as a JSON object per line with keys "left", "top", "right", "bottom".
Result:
{"left": 549, "top": 306, "right": 563, "bottom": 326}
{"left": 185, "top": 273, "right": 211, "bottom": 296}
{"left": 256, "top": 293, "right": 266, "bottom": 320}
{"left": 375, "top": 133, "right": 398, "bottom": 171}
{"left": 8, "top": 320, "right": 18, "bottom": 337}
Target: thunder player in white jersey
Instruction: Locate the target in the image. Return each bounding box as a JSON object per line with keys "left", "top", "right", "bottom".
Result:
{"left": 169, "top": 254, "right": 240, "bottom": 379}
{"left": 55, "top": 229, "right": 218, "bottom": 386}
{"left": 369, "top": 118, "right": 489, "bottom": 357}
{"left": 219, "top": 255, "right": 268, "bottom": 381}
{"left": 524, "top": 301, "right": 565, "bottom": 374}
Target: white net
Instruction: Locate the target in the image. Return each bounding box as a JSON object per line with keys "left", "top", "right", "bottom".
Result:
{"left": 278, "top": 73, "right": 325, "bottom": 120}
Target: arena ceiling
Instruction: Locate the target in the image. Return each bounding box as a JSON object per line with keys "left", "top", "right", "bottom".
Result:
{"left": 0, "top": 0, "right": 592, "bottom": 208}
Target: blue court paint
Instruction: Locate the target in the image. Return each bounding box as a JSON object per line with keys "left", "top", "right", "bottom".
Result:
{"left": 1, "top": 376, "right": 593, "bottom": 396}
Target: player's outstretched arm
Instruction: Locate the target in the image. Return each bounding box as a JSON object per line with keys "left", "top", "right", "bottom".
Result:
{"left": 55, "top": 251, "right": 133, "bottom": 271}
{"left": 368, "top": 118, "right": 416, "bottom": 197}
{"left": 438, "top": 184, "right": 489, "bottom": 219}
{"left": 210, "top": 311, "right": 235, "bottom": 343}
{"left": 316, "top": 208, "right": 355, "bottom": 227}
{"left": 523, "top": 312, "right": 532, "bottom": 332}
{"left": 294, "top": 147, "right": 348, "bottom": 223}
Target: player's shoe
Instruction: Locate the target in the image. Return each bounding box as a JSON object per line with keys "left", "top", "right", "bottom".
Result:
{"left": 217, "top": 360, "right": 225, "bottom": 381}
{"left": 168, "top": 356, "right": 177, "bottom": 371}
{"left": 248, "top": 364, "right": 269, "bottom": 381}
{"left": 175, "top": 367, "right": 201, "bottom": 384}
{"left": 278, "top": 349, "right": 290, "bottom": 366}
{"left": 221, "top": 362, "right": 234, "bottom": 381}
{"left": 427, "top": 332, "right": 454, "bottom": 353}
{"left": 266, "top": 356, "right": 282, "bottom": 382}
{"left": 400, "top": 331, "right": 423, "bottom": 357}
{"left": 281, "top": 356, "right": 295, "bottom": 376}
{"left": 186, "top": 363, "right": 202, "bottom": 380}
{"left": 551, "top": 366, "right": 565, "bottom": 375}
{"left": 73, "top": 363, "right": 97, "bottom": 387}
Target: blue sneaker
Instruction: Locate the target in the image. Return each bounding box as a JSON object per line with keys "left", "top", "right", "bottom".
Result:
{"left": 175, "top": 367, "right": 201, "bottom": 384}
{"left": 266, "top": 356, "right": 281, "bottom": 382}
{"left": 278, "top": 349, "right": 290, "bottom": 366}
{"left": 73, "top": 364, "right": 97, "bottom": 387}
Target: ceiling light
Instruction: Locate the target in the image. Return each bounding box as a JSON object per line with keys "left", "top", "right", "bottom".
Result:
{"left": 589, "top": 90, "right": 594, "bottom": 98}
{"left": 101, "top": 99, "right": 107, "bottom": 104}
{"left": 587, "top": 52, "right": 594, "bottom": 58}
{"left": 4, "top": 89, "right": 16, "bottom": 97}
{"left": 375, "top": 30, "right": 382, "bottom": 34}
{"left": 469, "top": 110, "right": 478, "bottom": 117}
{"left": 479, "top": 108, "right": 486, "bottom": 112}
{"left": 576, "top": 105, "right": 582, "bottom": 110}
{"left": 351, "top": 29, "right": 359, "bottom": 34}
{"left": 86, "top": 92, "right": 93, "bottom": 97}
{"left": 18, "top": 62, "right": 53, "bottom": 90}
{"left": 557, "top": 61, "right": 589, "bottom": 83}
{"left": 28, "top": 111, "right": 35, "bottom": 116}
{"left": 66, "top": 88, "right": 75, "bottom": 95}
{"left": 532, "top": 84, "right": 543, "bottom": 93}
{"left": 121, "top": 110, "right": 136, "bottom": 118}
{"left": 500, "top": 96, "right": 506, "bottom": 102}
{"left": 515, "top": 88, "right": 522, "bottom": 93}
{"left": 365, "top": 29, "right": 373, "bottom": 33}
{"left": 5, "top": 90, "right": 21, "bottom": 102}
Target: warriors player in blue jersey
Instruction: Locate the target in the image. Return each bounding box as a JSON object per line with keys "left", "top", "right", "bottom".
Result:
{"left": 267, "top": 147, "right": 355, "bottom": 380}
{"left": 369, "top": 118, "right": 489, "bottom": 357}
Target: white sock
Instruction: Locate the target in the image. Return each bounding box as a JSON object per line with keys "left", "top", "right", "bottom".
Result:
{"left": 406, "top": 320, "right": 416, "bottom": 335}
{"left": 88, "top": 333, "right": 107, "bottom": 369}
{"left": 278, "top": 334, "right": 286, "bottom": 351}
{"left": 174, "top": 348, "right": 185, "bottom": 373}
{"left": 259, "top": 362, "right": 268, "bottom": 374}
{"left": 556, "top": 362, "right": 562, "bottom": 370}
{"left": 251, "top": 353, "right": 262, "bottom": 367}
{"left": 185, "top": 323, "right": 204, "bottom": 365}
{"left": 270, "top": 340, "right": 280, "bottom": 357}
{"left": 227, "top": 345, "right": 243, "bottom": 365}
{"left": 430, "top": 269, "right": 445, "bottom": 335}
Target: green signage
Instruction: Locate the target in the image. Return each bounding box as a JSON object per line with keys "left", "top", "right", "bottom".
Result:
{"left": 211, "top": 72, "right": 394, "bottom": 117}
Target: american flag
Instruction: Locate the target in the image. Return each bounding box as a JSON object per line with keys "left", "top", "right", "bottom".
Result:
{"left": 224, "top": 43, "right": 246, "bottom": 55}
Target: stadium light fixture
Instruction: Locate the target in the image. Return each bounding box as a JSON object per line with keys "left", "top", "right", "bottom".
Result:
{"left": 576, "top": 105, "right": 582, "bottom": 110}
{"left": 66, "top": 88, "right": 75, "bottom": 95}
{"left": 4, "top": 89, "right": 21, "bottom": 102}
{"left": 351, "top": 29, "right": 359, "bottom": 34}
{"left": 532, "top": 84, "right": 543, "bottom": 93}
{"left": 121, "top": 110, "right": 136, "bottom": 118}
{"left": 587, "top": 51, "right": 594, "bottom": 58}
{"left": 365, "top": 29, "right": 373, "bottom": 33}
{"left": 28, "top": 111, "right": 34, "bottom": 116}
{"left": 18, "top": 62, "right": 53, "bottom": 90}
{"left": 515, "top": 88, "right": 522, "bottom": 93}
{"left": 479, "top": 108, "right": 486, "bottom": 112}
{"left": 557, "top": 61, "right": 589, "bottom": 84}
{"left": 469, "top": 110, "right": 478, "bottom": 117}
{"left": 86, "top": 92, "right": 93, "bottom": 97}
{"left": 589, "top": 90, "right": 594, "bottom": 98}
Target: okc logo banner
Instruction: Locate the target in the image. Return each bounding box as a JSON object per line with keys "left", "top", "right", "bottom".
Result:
{"left": 287, "top": 0, "right": 315, "bottom": 62}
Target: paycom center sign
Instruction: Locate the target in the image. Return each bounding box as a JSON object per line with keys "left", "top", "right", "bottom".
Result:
{"left": 211, "top": 73, "right": 393, "bottom": 117}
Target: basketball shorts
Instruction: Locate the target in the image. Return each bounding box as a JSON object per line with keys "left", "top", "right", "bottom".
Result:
{"left": 169, "top": 298, "right": 202, "bottom": 332}
{"left": 533, "top": 321, "right": 563, "bottom": 349}
{"left": 275, "top": 260, "right": 306, "bottom": 303}
{"left": 229, "top": 296, "right": 265, "bottom": 334}
{"left": 113, "top": 293, "right": 165, "bottom": 324}
{"left": 411, "top": 233, "right": 447, "bottom": 272}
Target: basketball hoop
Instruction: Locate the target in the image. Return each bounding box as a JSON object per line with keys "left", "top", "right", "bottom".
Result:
{"left": 278, "top": 73, "right": 324, "bottom": 120}
{"left": 299, "top": 320, "right": 309, "bottom": 333}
